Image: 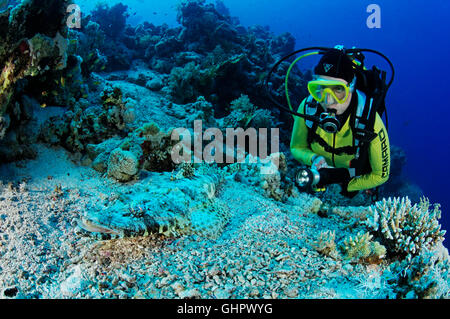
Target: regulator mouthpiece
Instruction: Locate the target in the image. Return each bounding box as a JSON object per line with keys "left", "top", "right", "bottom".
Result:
{"left": 319, "top": 112, "right": 341, "bottom": 134}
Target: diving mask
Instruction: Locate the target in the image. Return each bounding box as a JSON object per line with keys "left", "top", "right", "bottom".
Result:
{"left": 307, "top": 77, "right": 355, "bottom": 104}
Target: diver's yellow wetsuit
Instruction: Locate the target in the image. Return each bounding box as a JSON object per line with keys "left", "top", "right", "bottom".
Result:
{"left": 290, "top": 96, "right": 390, "bottom": 192}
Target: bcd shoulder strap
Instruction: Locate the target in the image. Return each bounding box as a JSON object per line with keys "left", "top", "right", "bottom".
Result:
{"left": 350, "top": 90, "right": 379, "bottom": 176}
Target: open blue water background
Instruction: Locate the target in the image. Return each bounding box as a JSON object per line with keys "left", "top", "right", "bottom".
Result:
{"left": 77, "top": 0, "right": 450, "bottom": 245}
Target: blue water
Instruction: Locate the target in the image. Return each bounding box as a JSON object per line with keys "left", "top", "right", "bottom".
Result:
{"left": 78, "top": 0, "right": 450, "bottom": 242}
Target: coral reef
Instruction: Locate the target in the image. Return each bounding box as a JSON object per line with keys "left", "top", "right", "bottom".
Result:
{"left": 67, "top": 22, "right": 108, "bottom": 77}
{"left": 0, "top": 0, "right": 70, "bottom": 162}
{"left": 383, "top": 248, "right": 450, "bottom": 298}
{"left": 0, "top": 145, "right": 448, "bottom": 299}
{"left": 85, "top": 121, "right": 178, "bottom": 181}
{"left": 219, "top": 94, "right": 275, "bottom": 129}
{"left": 82, "top": 3, "right": 134, "bottom": 71}
{"left": 91, "top": 3, "right": 129, "bottom": 40}
{"left": 313, "top": 230, "right": 338, "bottom": 259}
{"left": 39, "top": 86, "right": 132, "bottom": 153}
{"left": 339, "top": 231, "right": 386, "bottom": 264}
{"left": 367, "top": 197, "right": 446, "bottom": 259}
{"left": 0, "top": 0, "right": 69, "bottom": 115}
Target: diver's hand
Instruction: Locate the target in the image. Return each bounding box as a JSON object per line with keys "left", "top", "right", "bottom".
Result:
{"left": 312, "top": 155, "right": 329, "bottom": 170}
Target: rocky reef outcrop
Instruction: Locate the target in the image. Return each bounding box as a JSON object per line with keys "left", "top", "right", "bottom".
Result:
{"left": 0, "top": 0, "right": 70, "bottom": 160}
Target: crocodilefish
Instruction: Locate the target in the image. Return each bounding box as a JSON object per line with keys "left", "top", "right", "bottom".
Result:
{"left": 76, "top": 173, "right": 229, "bottom": 240}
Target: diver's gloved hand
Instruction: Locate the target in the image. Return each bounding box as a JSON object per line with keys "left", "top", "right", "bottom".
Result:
{"left": 316, "top": 167, "right": 351, "bottom": 189}
{"left": 311, "top": 155, "right": 330, "bottom": 171}
{"left": 316, "top": 168, "right": 359, "bottom": 198}
{"left": 340, "top": 186, "right": 359, "bottom": 198}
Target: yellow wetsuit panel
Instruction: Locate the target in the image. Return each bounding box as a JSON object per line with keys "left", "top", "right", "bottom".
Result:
{"left": 290, "top": 98, "right": 390, "bottom": 192}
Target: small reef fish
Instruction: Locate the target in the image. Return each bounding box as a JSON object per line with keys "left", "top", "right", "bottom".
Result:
{"left": 40, "top": 103, "right": 47, "bottom": 108}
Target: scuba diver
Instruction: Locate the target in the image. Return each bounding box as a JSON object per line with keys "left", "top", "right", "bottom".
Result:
{"left": 266, "top": 46, "right": 394, "bottom": 198}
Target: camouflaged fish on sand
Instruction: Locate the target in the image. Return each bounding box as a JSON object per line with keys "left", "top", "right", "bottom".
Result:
{"left": 77, "top": 173, "right": 230, "bottom": 240}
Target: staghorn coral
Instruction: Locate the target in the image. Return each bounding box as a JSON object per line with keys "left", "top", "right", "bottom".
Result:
{"left": 367, "top": 197, "right": 446, "bottom": 259}
{"left": 340, "top": 231, "right": 386, "bottom": 264}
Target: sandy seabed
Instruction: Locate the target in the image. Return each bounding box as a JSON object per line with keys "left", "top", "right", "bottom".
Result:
{"left": 0, "top": 143, "right": 397, "bottom": 299}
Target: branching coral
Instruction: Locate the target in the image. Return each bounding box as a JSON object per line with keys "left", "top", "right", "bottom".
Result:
{"left": 367, "top": 197, "right": 446, "bottom": 259}
{"left": 219, "top": 94, "right": 276, "bottom": 130}
{"left": 384, "top": 249, "right": 450, "bottom": 299}
{"left": 313, "top": 230, "right": 338, "bottom": 259}
{"left": 340, "top": 232, "right": 386, "bottom": 264}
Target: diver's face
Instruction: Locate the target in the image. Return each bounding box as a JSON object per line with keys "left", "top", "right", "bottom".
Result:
{"left": 318, "top": 76, "right": 352, "bottom": 115}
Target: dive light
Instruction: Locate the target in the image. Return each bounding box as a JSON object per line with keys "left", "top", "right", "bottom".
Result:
{"left": 295, "top": 167, "right": 321, "bottom": 189}
{"left": 295, "top": 167, "right": 352, "bottom": 190}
